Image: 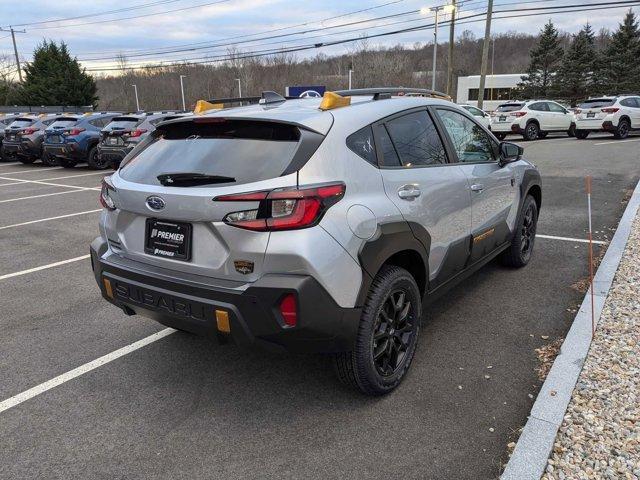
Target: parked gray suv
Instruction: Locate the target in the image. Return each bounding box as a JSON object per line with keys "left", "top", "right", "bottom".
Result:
{"left": 90, "top": 88, "right": 541, "bottom": 395}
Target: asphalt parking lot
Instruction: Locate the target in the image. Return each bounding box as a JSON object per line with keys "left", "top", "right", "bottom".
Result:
{"left": 1, "top": 133, "right": 639, "bottom": 480}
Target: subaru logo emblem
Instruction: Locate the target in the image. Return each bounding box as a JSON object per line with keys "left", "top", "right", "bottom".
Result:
{"left": 146, "top": 196, "right": 165, "bottom": 211}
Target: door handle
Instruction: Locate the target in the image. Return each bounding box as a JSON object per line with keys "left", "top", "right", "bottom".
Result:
{"left": 398, "top": 185, "right": 421, "bottom": 199}
{"left": 470, "top": 184, "right": 484, "bottom": 192}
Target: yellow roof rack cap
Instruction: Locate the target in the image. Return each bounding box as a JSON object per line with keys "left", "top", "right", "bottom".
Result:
{"left": 319, "top": 92, "right": 351, "bottom": 111}
{"left": 194, "top": 100, "right": 223, "bottom": 114}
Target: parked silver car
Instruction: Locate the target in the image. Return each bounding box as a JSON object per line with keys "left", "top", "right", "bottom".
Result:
{"left": 90, "top": 88, "right": 541, "bottom": 395}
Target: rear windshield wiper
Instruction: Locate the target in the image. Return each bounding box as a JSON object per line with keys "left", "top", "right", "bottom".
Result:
{"left": 157, "top": 172, "right": 236, "bottom": 187}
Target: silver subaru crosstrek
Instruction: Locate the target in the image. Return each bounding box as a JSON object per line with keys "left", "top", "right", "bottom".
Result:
{"left": 91, "top": 88, "right": 541, "bottom": 395}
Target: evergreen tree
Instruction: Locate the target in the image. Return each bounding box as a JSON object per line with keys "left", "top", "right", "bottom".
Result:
{"left": 519, "top": 21, "right": 564, "bottom": 98}
{"left": 600, "top": 10, "right": 640, "bottom": 93}
{"left": 553, "top": 24, "right": 597, "bottom": 105}
{"left": 16, "top": 40, "right": 97, "bottom": 106}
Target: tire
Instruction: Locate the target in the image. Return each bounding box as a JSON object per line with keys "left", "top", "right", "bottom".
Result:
{"left": 333, "top": 265, "right": 422, "bottom": 396}
{"left": 500, "top": 194, "right": 538, "bottom": 268}
{"left": 18, "top": 156, "right": 36, "bottom": 164}
{"left": 494, "top": 133, "right": 506, "bottom": 141}
{"left": 613, "top": 119, "right": 630, "bottom": 139}
{"left": 40, "top": 150, "right": 58, "bottom": 166}
{"left": 86, "top": 145, "right": 109, "bottom": 170}
{"left": 567, "top": 125, "right": 576, "bottom": 137}
{"left": 538, "top": 132, "right": 548, "bottom": 139}
{"left": 523, "top": 122, "right": 539, "bottom": 141}
{"left": 575, "top": 130, "right": 589, "bottom": 139}
{"left": 59, "top": 158, "right": 78, "bottom": 168}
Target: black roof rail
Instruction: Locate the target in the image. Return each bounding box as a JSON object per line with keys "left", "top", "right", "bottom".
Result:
{"left": 207, "top": 95, "right": 262, "bottom": 105}
{"left": 333, "top": 87, "right": 450, "bottom": 99}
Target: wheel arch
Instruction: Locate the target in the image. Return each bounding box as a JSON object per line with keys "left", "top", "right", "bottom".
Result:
{"left": 356, "top": 222, "right": 430, "bottom": 307}
{"left": 619, "top": 115, "right": 631, "bottom": 125}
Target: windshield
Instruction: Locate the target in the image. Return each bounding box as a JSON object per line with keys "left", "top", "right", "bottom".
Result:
{"left": 119, "top": 119, "right": 304, "bottom": 187}
{"left": 104, "top": 117, "right": 142, "bottom": 131}
{"left": 495, "top": 104, "right": 523, "bottom": 112}
{"left": 578, "top": 99, "right": 615, "bottom": 109}
{"left": 49, "top": 118, "right": 78, "bottom": 128}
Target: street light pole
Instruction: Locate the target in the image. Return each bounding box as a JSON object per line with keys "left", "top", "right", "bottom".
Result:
{"left": 0, "top": 27, "right": 25, "bottom": 82}
{"left": 131, "top": 84, "right": 140, "bottom": 111}
{"left": 179, "top": 75, "right": 187, "bottom": 111}
{"left": 348, "top": 69, "right": 353, "bottom": 89}
{"left": 430, "top": 6, "right": 440, "bottom": 91}
{"left": 236, "top": 78, "right": 242, "bottom": 98}
{"left": 446, "top": 0, "right": 457, "bottom": 98}
{"left": 477, "top": 0, "right": 494, "bottom": 110}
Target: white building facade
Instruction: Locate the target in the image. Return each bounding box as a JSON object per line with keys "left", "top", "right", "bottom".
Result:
{"left": 456, "top": 73, "right": 525, "bottom": 111}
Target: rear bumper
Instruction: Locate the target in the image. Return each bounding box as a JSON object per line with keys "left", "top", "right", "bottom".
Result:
{"left": 43, "top": 142, "right": 87, "bottom": 160}
{"left": 2, "top": 140, "right": 38, "bottom": 157}
{"left": 90, "top": 237, "right": 361, "bottom": 353}
{"left": 576, "top": 119, "right": 613, "bottom": 131}
{"left": 97, "top": 145, "right": 133, "bottom": 167}
{"left": 490, "top": 122, "right": 517, "bottom": 133}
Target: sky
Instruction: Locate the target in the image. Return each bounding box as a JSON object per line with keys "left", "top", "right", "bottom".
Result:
{"left": 0, "top": 0, "right": 636, "bottom": 75}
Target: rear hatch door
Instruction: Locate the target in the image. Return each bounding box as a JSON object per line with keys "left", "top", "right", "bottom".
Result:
{"left": 105, "top": 117, "right": 325, "bottom": 283}
{"left": 577, "top": 99, "right": 616, "bottom": 120}
{"left": 102, "top": 116, "right": 142, "bottom": 146}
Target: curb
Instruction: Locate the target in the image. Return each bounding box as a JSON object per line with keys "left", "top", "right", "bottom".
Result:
{"left": 501, "top": 178, "right": 640, "bottom": 480}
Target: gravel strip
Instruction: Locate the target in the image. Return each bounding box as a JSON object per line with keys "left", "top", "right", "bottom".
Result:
{"left": 542, "top": 212, "right": 640, "bottom": 480}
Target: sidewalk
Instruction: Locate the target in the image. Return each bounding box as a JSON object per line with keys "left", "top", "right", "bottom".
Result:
{"left": 543, "top": 212, "right": 640, "bottom": 480}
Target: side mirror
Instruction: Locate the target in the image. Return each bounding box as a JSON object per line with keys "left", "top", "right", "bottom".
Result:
{"left": 499, "top": 141, "right": 523, "bottom": 165}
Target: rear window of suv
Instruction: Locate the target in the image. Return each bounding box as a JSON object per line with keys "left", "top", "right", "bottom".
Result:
{"left": 104, "top": 117, "right": 142, "bottom": 131}
{"left": 119, "top": 119, "right": 306, "bottom": 186}
{"left": 8, "top": 118, "right": 34, "bottom": 127}
{"left": 49, "top": 118, "right": 78, "bottom": 128}
{"left": 495, "top": 104, "right": 523, "bottom": 112}
{"left": 578, "top": 99, "right": 616, "bottom": 108}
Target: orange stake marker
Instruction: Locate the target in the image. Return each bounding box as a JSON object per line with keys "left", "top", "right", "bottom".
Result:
{"left": 586, "top": 176, "right": 595, "bottom": 336}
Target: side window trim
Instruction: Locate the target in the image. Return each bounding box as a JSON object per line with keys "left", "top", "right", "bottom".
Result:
{"left": 374, "top": 107, "right": 450, "bottom": 169}
{"left": 429, "top": 105, "right": 499, "bottom": 165}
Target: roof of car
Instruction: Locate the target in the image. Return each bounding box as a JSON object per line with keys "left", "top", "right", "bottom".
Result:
{"left": 181, "top": 95, "right": 456, "bottom": 135}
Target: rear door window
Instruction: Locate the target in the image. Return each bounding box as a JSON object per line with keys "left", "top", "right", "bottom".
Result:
{"left": 346, "top": 126, "right": 377, "bottom": 165}
{"left": 436, "top": 109, "right": 496, "bottom": 163}
{"left": 620, "top": 98, "right": 639, "bottom": 108}
{"left": 119, "top": 119, "right": 307, "bottom": 186}
{"left": 383, "top": 110, "right": 447, "bottom": 167}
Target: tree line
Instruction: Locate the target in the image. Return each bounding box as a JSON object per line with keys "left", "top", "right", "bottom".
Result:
{"left": 519, "top": 10, "right": 640, "bottom": 105}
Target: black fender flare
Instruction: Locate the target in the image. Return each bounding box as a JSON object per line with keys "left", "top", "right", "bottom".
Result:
{"left": 519, "top": 168, "right": 542, "bottom": 213}
{"left": 355, "top": 221, "right": 430, "bottom": 307}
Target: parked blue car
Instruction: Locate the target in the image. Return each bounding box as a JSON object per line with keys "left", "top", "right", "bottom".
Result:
{"left": 42, "top": 112, "right": 120, "bottom": 168}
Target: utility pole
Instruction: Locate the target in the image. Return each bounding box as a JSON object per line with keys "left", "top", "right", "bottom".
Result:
{"left": 179, "top": 75, "right": 187, "bottom": 111}
{"left": 348, "top": 69, "right": 353, "bottom": 89}
{"left": 446, "top": 0, "right": 457, "bottom": 98}
{"left": 0, "top": 27, "right": 25, "bottom": 82}
{"left": 131, "top": 84, "right": 140, "bottom": 111}
{"left": 477, "top": 0, "right": 493, "bottom": 110}
{"left": 430, "top": 6, "right": 441, "bottom": 91}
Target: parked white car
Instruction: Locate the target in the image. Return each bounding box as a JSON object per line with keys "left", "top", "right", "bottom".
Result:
{"left": 460, "top": 105, "right": 491, "bottom": 129}
{"left": 490, "top": 100, "right": 576, "bottom": 141}
{"left": 574, "top": 96, "right": 640, "bottom": 139}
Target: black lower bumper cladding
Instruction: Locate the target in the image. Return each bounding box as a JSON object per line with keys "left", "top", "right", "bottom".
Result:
{"left": 90, "top": 238, "right": 360, "bottom": 353}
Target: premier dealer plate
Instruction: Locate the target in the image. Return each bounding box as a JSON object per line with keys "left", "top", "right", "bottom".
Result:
{"left": 144, "top": 218, "right": 192, "bottom": 261}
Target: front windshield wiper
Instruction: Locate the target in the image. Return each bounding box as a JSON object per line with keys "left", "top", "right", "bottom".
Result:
{"left": 157, "top": 172, "right": 236, "bottom": 187}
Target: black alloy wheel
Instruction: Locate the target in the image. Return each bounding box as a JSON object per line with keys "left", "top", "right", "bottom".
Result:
{"left": 614, "top": 119, "right": 630, "bottom": 139}
{"left": 500, "top": 194, "right": 538, "bottom": 268}
{"left": 523, "top": 122, "right": 539, "bottom": 141}
{"left": 371, "top": 289, "right": 417, "bottom": 377}
{"left": 520, "top": 201, "right": 537, "bottom": 263}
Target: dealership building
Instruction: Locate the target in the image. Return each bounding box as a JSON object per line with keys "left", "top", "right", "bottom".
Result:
{"left": 456, "top": 73, "right": 525, "bottom": 111}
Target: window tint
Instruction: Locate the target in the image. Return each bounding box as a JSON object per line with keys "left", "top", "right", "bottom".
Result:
{"left": 529, "top": 102, "right": 549, "bottom": 112}
{"left": 436, "top": 109, "right": 495, "bottom": 163}
{"left": 547, "top": 102, "right": 566, "bottom": 113}
{"left": 375, "top": 124, "right": 401, "bottom": 167}
{"left": 620, "top": 98, "right": 639, "bottom": 108}
{"left": 346, "top": 126, "right": 377, "bottom": 165}
{"left": 384, "top": 110, "right": 446, "bottom": 167}
{"left": 495, "top": 103, "right": 523, "bottom": 112}
{"left": 119, "top": 119, "right": 302, "bottom": 186}
{"left": 578, "top": 98, "right": 615, "bottom": 109}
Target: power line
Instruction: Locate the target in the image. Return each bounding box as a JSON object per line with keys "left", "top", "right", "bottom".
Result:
{"left": 83, "top": 0, "right": 640, "bottom": 72}
{"left": 2, "top": 0, "right": 182, "bottom": 28}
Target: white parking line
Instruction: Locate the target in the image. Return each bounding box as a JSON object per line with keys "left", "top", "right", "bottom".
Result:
{"left": 536, "top": 234, "right": 607, "bottom": 245}
{"left": 594, "top": 138, "right": 640, "bottom": 146}
{"left": 0, "top": 255, "right": 90, "bottom": 281}
{"left": 0, "top": 209, "right": 101, "bottom": 230}
{"left": 0, "top": 171, "right": 108, "bottom": 186}
{"left": 0, "top": 328, "right": 176, "bottom": 414}
{"left": 0, "top": 189, "right": 97, "bottom": 204}
{"left": 0, "top": 167, "right": 63, "bottom": 175}
{"left": 0, "top": 162, "right": 21, "bottom": 167}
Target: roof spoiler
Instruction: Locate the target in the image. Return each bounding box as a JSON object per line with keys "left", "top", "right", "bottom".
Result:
{"left": 333, "top": 88, "right": 451, "bottom": 100}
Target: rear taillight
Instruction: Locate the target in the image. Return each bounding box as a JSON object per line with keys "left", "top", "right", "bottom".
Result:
{"left": 279, "top": 293, "right": 297, "bottom": 327}
{"left": 65, "top": 127, "right": 86, "bottom": 136}
{"left": 21, "top": 128, "right": 37, "bottom": 135}
{"left": 601, "top": 107, "right": 619, "bottom": 113}
{"left": 510, "top": 111, "right": 527, "bottom": 117}
{"left": 214, "top": 182, "right": 345, "bottom": 231}
{"left": 127, "top": 129, "right": 147, "bottom": 138}
{"left": 99, "top": 176, "right": 116, "bottom": 210}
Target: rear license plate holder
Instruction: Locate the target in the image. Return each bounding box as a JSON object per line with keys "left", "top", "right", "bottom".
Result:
{"left": 587, "top": 112, "right": 595, "bottom": 118}
{"left": 145, "top": 218, "right": 192, "bottom": 261}
{"left": 499, "top": 115, "right": 507, "bottom": 121}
